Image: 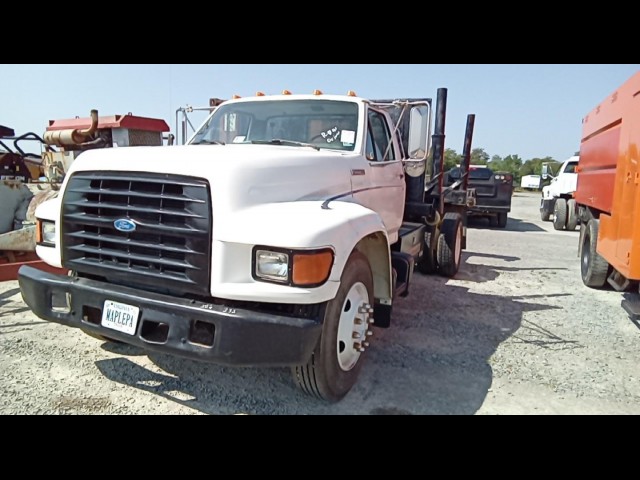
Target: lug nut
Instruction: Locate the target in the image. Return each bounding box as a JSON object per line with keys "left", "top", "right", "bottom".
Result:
{"left": 367, "top": 318, "right": 375, "bottom": 324}
{"left": 352, "top": 332, "right": 361, "bottom": 339}
{"left": 358, "top": 347, "right": 365, "bottom": 353}
{"left": 354, "top": 318, "right": 364, "bottom": 325}
{"left": 363, "top": 342, "right": 370, "bottom": 348}
{"left": 358, "top": 303, "right": 372, "bottom": 313}
{"left": 366, "top": 331, "right": 373, "bottom": 337}
{"left": 353, "top": 342, "right": 362, "bottom": 350}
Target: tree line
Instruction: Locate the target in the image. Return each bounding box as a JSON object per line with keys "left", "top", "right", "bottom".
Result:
{"left": 443, "top": 147, "right": 566, "bottom": 184}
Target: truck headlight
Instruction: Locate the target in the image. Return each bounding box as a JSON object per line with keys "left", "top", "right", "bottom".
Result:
{"left": 255, "top": 250, "right": 290, "bottom": 283}
{"left": 253, "top": 247, "right": 334, "bottom": 287}
{"left": 36, "top": 219, "right": 56, "bottom": 247}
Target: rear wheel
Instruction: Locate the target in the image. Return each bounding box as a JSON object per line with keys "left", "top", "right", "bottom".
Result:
{"left": 437, "top": 212, "right": 463, "bottom": 278}
{"left": 566, "top": 199, "right": 579, "bottom": 231}
{"left": 497, "top": 212, "right": 508, "bottom": 228}
{"left": 553, "top": 198, "right": 567, "bottom": 230}
{"left": 489, "top": 216, "right": 499, "bottom": 227}
{"left": 417, "top": 230, "right": 437, "bottom": 274}
{"left": 580, "top": 219, "right": 610, "bottom": 288}
{"left": 292, "top": 251, "right": 374, "bottom": 402}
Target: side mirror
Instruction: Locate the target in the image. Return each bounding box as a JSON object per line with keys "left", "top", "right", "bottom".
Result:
{"left": 408, "top": 106, "right": 430, "bottom": 160}
{"left": 541, "top": 164, "right": 549, "bottom": 180}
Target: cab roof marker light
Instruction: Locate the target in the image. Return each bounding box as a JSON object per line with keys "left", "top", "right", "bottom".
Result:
{"left": 256, "top": 91, "right": 265, "bottom": 96}
{"left": 313, "top": 89, "right": 323, "bottom": 95}
{"left": 347, "top": 90, "right": 357, "bottom": 97}
{"left": 232, "top": 94, "right": 242, "bottom": 99}
{"left": 282, "top": 90, "right": 292, "bottom": 95}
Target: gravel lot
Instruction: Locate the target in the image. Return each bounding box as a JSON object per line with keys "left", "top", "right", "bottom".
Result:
{"left": 1, "top": 191, "right": 639, "bottom": 415}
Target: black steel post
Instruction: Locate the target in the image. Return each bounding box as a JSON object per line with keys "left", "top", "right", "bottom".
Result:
{"left": 460, "top": 114, "right": 476, "bottom": 191}
{"left": 431, "top": 88, "right": 447, "bottom": 215}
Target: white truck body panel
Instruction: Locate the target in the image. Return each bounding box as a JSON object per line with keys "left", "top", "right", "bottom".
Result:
{"left": 520, "top": 175, "right": 541, "bottom": 190}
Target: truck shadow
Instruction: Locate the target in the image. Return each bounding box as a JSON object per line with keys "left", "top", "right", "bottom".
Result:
{"left": 0, "top": 287, "right": 31, "bottom": 319}
{"left": 0, "top": 287, "right": 21, "bottom": 306}
{"left": 468, "top": 217, "right": 546, "bottom": 233}
{"left": 94, "top": 260, "right": 570, "bottom": 415}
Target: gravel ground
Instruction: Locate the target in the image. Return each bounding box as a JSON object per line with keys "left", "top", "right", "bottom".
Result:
{"left": 1, "top": 192, "right": 639, "bottom": 415}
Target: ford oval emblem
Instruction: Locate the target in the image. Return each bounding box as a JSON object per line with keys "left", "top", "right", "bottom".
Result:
{"left": 114, "top": 219, "right": 137, "bottom": 233}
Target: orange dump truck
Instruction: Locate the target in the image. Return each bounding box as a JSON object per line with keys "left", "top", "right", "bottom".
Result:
{"left": 576, "top": 71, "right": 640, "bottom": 318}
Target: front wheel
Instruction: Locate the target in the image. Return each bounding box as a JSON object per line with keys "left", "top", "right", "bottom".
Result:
{"left": 540, "top": 197, "right": 551, "bottom": 221}
{"left": 292, "top": 251, "right": 374, "bottom": 402}
{"left": 541, "top": 209, "right": 551, "bottom": 222}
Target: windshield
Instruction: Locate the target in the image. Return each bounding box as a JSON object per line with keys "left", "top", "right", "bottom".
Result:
{"left": 190, "top": 99, "right": 359, "bottom": 151}
{"left": 565, "top": 162, "right": 578, "bottom": 174}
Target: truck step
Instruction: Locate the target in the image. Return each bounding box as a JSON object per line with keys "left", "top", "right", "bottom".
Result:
{"left": 608, "top": 270, "right": 631, "bottom": 292}
{"left": 391, "top": 252, "right": 414, "bottom": 299}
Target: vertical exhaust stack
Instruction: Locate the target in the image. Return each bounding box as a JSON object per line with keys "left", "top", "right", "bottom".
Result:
{"left": 460, "top": 114, "right": 476, "bottom": 191}
{"left": 431, "top": 88, "right": 447, "bottom": 214}
{"left": 72, "top": 109, "right": 99, "bottom": 143}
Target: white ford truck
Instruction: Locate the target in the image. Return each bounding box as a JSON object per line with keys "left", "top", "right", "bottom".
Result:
{"left": 540, "top": 156, "right": 580, "bottom": 230}
{"left": 19, "top": 89, "right": 475, "bottom": 401}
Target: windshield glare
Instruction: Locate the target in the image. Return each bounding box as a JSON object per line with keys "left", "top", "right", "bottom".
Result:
{"left": 190, "top": 99, "right": 359, "bottom": 151}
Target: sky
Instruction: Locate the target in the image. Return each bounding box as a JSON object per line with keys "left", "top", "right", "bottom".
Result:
{"left": 1, "top": 64, "right": 638, "bottom": 161}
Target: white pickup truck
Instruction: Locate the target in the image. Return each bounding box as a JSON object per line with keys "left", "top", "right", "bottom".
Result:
{"left": 540, "top": 156, "right": 580, "bottom": 231}
{"left": 19, "top": 90, "right": 475, "bottom": 401}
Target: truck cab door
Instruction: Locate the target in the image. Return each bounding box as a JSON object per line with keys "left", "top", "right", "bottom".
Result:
{"left": 350, "top": 107, "right": 406, "bottom": 243}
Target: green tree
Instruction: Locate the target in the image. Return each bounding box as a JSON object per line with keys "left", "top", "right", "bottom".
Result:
{"left": 443, "top": 148, "right": 461, "bottom": 171}
{"left": 488, "top": 154, "right": 523, "bottom": 182}
{"left": 470, "top": 148, "right": 490, "bottom": 165}
{"left": 520, "top": 156, "right": 558, "bottom": 178}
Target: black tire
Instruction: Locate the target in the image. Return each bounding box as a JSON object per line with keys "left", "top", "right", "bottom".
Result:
{"left": 497, "top": 212, "right": 508, "bottom": 229}
{"left": 437, "top": 212, "right": 463, "bottom": 278}
{"left": 417, "top": 230, "right": 437, "bottom": 274}
{"left": 566, "top": 199, "right": 579, "bottom": 231}
{"left": 292, "top": 251, "right": 373, "bottom": 402}
{"left": 540, "top": 207, "right": 551, "bottom": 222}
{"left": 580, "top": 219, "right": 610, "bottom": 288}
{"left": 489, "top": 216, "right": 499, "bottom": 227}
{"left": 553, "top": 198, "right": 567, "bottom": 231}
{"left": 540, "top": 196, "right": 551, "bottom": 221}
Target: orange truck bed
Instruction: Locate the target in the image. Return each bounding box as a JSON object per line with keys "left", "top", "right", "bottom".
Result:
{"left": 577, "top": 72, "right": 640, "bottom": 280}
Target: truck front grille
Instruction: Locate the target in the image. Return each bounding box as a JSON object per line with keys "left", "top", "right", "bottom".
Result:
{"left": 62, "top": 172, "right": 211, "bottom": 296}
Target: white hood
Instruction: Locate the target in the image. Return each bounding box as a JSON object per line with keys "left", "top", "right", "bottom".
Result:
{"left": 66, "top": 144, "right": 356, "bottom": 215}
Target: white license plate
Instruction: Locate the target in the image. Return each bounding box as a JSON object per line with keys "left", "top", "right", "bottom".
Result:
{"left": 101, "top": 300, "right": 140, "bottom": 336}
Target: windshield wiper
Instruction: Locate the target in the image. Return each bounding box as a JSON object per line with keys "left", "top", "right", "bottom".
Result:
{"left": 250, "top": 139, "right": 320, "bottom": 151}
{"left": 192, "top": 140, "right": 225, "bottom": 145}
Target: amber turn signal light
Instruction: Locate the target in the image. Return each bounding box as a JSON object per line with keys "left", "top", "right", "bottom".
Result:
{"left": 292, "top": 250, "right": 334, "bottom": 287}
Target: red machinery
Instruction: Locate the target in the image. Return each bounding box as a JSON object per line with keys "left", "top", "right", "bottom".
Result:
{"left": 0, "top": 111, "right": 170, "bottom": 281}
